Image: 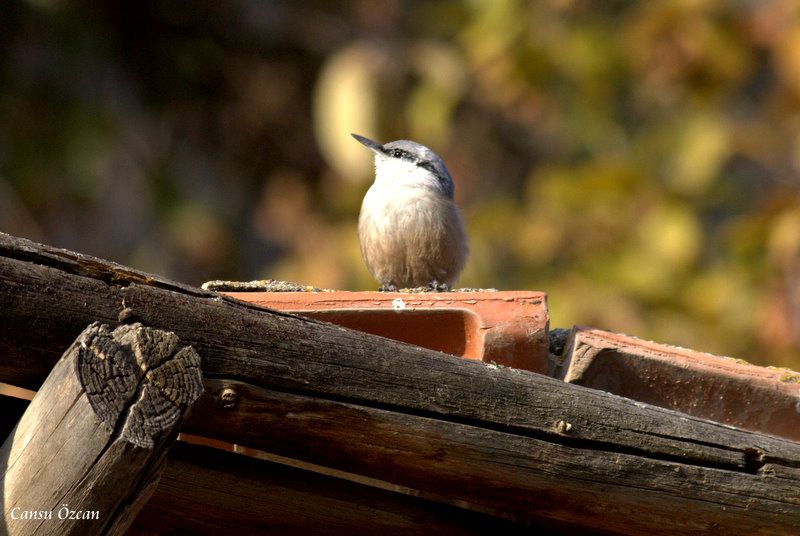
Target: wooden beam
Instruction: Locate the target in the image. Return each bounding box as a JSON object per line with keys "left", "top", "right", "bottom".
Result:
{"left": 0, "top": 322, "right": 203, "bottom": 536}
{"left": 184, "top": 379, "right": 800, "bottom": 535}
{"left": 0, "top": 232, "right": 799, "bottom": 534}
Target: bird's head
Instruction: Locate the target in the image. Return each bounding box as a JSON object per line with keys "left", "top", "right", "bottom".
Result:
{"left": 351, "top": 133, "right": 455, "bottom": 198}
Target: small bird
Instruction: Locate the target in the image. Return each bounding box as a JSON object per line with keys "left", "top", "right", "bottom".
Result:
{"left": 352, "top": 133, "right": 468, "bottom": 291}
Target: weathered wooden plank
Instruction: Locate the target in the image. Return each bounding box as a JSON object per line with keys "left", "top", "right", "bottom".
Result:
{"left": 182, "top": 379, "right": 800, "bottom": 535}
{"left": 1, "top": 232, "right": 800, "bottom": 533}
{"left": 0, "top": 245, "right": 794, "bottom": 469}
{"left": 0, "top": 322, "right": 203, "bottom": 536}
{"left": 127, "top": 441, "right": 549, "bottom": 536}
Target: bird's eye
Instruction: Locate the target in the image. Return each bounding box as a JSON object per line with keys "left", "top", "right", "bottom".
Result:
{"left": 392, "top": 149, "right": 404, "bottom": 158}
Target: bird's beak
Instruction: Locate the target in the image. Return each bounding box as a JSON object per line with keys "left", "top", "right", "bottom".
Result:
{"left": 351, "top": 133, "right": 385, "bottom": 155}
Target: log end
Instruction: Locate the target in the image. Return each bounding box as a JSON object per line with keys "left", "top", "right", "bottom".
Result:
{"left": 77, "top": 322, "right": 203, "bottom": 449}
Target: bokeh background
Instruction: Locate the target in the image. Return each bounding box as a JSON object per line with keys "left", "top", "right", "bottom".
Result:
{"left": 2, "top": 0, "right": 800, "bottom": 369}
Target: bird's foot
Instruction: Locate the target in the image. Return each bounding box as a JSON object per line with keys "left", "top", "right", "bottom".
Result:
{"left": 426, "top": 280, "right": 450, "bottom": 292}
{"left": 379, "top": 282, "right": 398, "bottom": 292}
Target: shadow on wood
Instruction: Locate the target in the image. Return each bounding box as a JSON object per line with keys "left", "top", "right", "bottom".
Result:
{"left": 127, "top": 441, "right": 575, "bottom": 536}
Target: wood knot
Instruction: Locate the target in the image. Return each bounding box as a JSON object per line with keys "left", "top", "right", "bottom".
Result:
{"left": 218, "top": 387, "right": 239, "bottom": 410}
{"left": 743, "top": 447, "right": 765, "bottom": 474}
{"left": 554, "top": 419, "right": 573, "bottom": 434}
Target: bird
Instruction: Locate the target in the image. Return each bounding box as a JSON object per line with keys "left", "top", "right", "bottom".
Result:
{"left": 352, "top": 133, "right": 468, "bottom": 291}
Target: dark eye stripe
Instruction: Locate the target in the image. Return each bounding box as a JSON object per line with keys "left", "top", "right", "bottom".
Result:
{"left": 418, "top": 161, "right": 437, "bottom": 173}
{"left": 388, "top": 147, "right": 441, "bottom": 178}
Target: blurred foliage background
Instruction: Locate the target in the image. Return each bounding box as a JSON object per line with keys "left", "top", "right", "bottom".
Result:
{"left": 2, "top": 0, "right": 800, "bottom": 368}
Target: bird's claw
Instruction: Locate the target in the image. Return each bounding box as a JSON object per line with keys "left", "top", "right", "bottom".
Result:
{"left": 426, "top": 280, "right": 450, "bottom": 292}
